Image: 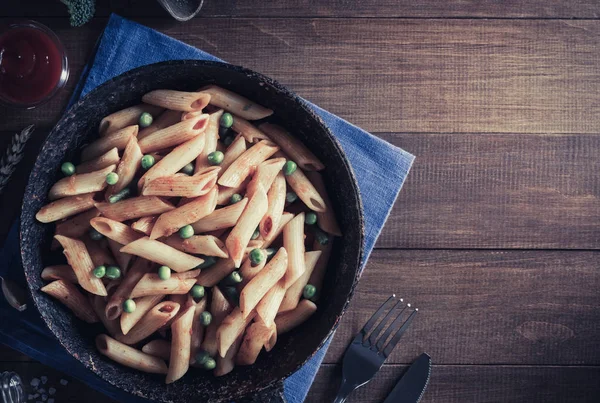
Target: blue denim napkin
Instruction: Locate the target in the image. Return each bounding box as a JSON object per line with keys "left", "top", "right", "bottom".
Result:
{"left": 0, "top": 14, "right": 414, "bottom": 403}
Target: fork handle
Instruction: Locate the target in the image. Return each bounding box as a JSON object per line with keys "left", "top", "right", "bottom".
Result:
{"left": 333, "top": 379, "right": 358, "bottom": 403}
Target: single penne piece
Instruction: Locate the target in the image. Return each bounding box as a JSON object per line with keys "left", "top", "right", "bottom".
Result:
{"left": 215, "top": 333, "right": 243, "bottom": 377}
{"left": 177, "top": 268, "right": 201, "bottom": 280}
{"left": 279, "top": 251, "right": 322, "bottom": 313}
{"left": 76, "top": 147, "right": 120, "bottom": 174}
{"left": 138, "top": 109, "right": 182, "bottom": 140}
{"left": 239, "top": 258, "right": 266, "bottom": 287}
{"left": 264, "top": 325, "right": 277, "bottom": 352}
{"left": 236, "top": 321, "right": 273, "bottom": 365}
{"left": 117, "top": 301, "right": 180, "bottom": 345}
{"left": 41, "top": 265, "right": 77, "bottom": 283}
{"left": 220, "top": 134, "right": 247, "bottom": 174}
{"left": 202, "top": 287, "right": 233, "bottom": 357}
{"left": 107, "top": 239, "right": 133, "bottom": 273}
{"left": 255, "top": 280, "right": 286, "bottom": 327}
{"left": 282, "top": 213, "right": 306, "bottom": 288}
{"left": 82, "top": 125, "right": 138, "bottom": 161}
{"left": 55, "top": 235, "right": 107, "bottom": 296}
{"left": 55, "top": 207, "right": 101, "bottom": 239}
{"left": 36, "top": 193, "right": 95, "bottom": 223}
{"left": 190, "top": 296, "right": 208, "bottom": 365}
{"left": 84, "top": 237, "right": 116, "bottom": 267}
{"left": 195, "top": 110, "right": 223, "bottom": 172}
{"left": 96, "top": 334, "right": 168, "bottom": 374}
{"left": 226, "top": 187, "right": 268, "bottom": 267}
{"left": 309, "top": 237, "right": 333, "bottom": 301}
{"left": 138, "top": 114, "right": 209, "bottom": 154}
{"left": 218, "top": 140, "right": 279, "bottom": 188}
{"left": 198, "top": 85, "right": 273, "bottom": 120}
{"left": 216, "top": 179, "right": 250, "bottom": 206}
{"left": 262, "top": 212, "right": 294, "bottom": 249}
{"left": 131, "top": 215, "right": 158, "bottom": 236}
{"left": 142, "top": 339, "right": 171, "bottom": 361}
{"left": 142, "top": 166, "right": 220, "bottom": 198}
{"left": 130, "top": 273, "right": 197, "bottom": 298}
{"left": 230, "top": 116, "right": 270, "bottom": 143}
{"left": 120, "top": 294, "right": 166, "bottom": 335}
{"left": 121, "top": 237, "right": 204, "bottom": 273}
{"left": 95, "top": 196, "right": 175, "bottom": 222}
{"left": 239, "top": 248, "right": 287, "bottom": 318}
{"left": 259, "top": 122, "right": 325, "bottom": 171}
{"left": 216, "top": 307, "right": 255, "bottom": 358}
{"left": 305, "top": 171, "right": 342, "bottom": 236}
{"left": 41, "top": 280, "right": 99, "bottom": 323}
{"left": 275, "top": 299, "right": 317, "bottom": 335}
{"left": 285, "top": 169, "right": 327, "bottom": 212}
{"left": 106, "top": 137, "right": 143, "bottom": 198}
{"left": 150, "top": 187, "right": 217, "bottom": 239}
{"left": 99, "top": 104, "right": 163, "bottom": 136}
{"left": 91, "top": 217, "right": 143, "bottom": 245}
{"left": 191, "top": 198, "right": 248, "bottom": 233}
{"left": 246, "top": 158, "right": 286, "bottom": 199}
{"left": 48, "top": 164, "right": 116, "bottom": 200}
{"left": 164, "top": 235, "right": 228, "bottom": 258}
{"left": 196, "top": 258, "right": 236, "bottom": 287}
{"left": 90, "top": 295, "right": 123, "bottom": 338}
{"left": 166, "top": 304, "right": 195, "bottom": 383}
{"left": 105, "top": 258, "right": 154, "bottom": 320}
{"left": 138, "top": 130, "right": 206, "bottom": 188}
{"left": 260, "top": 172, "right": 286, "bottom": 240}
{"left": 142, "top": 90, "right": 211, "bottom": 112}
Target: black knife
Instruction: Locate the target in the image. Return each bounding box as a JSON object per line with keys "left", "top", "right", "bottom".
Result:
{"left": 383, "top": 353, "right": 432, "bottom": 403}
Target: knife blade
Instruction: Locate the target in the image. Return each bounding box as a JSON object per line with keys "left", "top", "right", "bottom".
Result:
{"left": 383, "top": 353, "right": 432, "bottom": 403}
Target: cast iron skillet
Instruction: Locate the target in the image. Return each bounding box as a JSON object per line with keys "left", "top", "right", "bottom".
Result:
{"left": 20, "top": 60, "right": 364, "bottom": 403}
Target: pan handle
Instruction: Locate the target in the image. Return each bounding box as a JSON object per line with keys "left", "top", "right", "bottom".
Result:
{"left": 238, "top": 380, "right": 286, "bottom": 403}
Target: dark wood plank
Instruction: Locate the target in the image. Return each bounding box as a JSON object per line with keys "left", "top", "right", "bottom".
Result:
{"left": 0, "top": 345, "right": 34, "bottom": 361}
{"left": 1, "top": 19, "right": 600, "bottom": 135}
{"left": 325, "top": 250, "right": 600, "bottom": 365}
{"left": 307, "top": 364, "right": 600, "bottom": 402}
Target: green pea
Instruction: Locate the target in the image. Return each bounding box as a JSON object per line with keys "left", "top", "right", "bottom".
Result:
{"left": 108, "top": 187, "right": 131, "bottom": 204}
{"left": 305, "top": 212, "right": 318, "bottom": 225}
{"left": 230, "top": 193, "right": 243, "bottom": 204}
{"left": 158, "top": 266, "right": 171, "bottom": 280}
{"left": 286, "top": 191, "right": 298, "bottom": 203}
{"left": 222, "top": 286, "right": 239, "bottom": 306}
{"left": 141, "top": 154, "right": 155, "bottom": 170}
{"left": 106, "top": 172, "right": 119, "bottom": 185}
{"left": 221, "top": 271, "right": 243, "bottom": 286}
{"left": 303, "top": 284, "right": 317, "bottom": 300}
{"left": 123, "top": 298, "right": 136, "bottom": 313}
{"left": 106, "top": 265, "right": 121, "bottom": 280}
{"left": 249, "top": 248, "right": 265, "bottom": 266}
{"left": 195, "top": 350, "right": 210, "bottom": 366}
{"left": 314, "top": 228, "right": 329, "bottom": 245}
{"left": 219, "top": 112, "right": 233, "bottom": 128}
{"left": 222, "top": 134, "right": 233, "bottom": 146}
{"left": 92, "top": 265, "right": 106, "bottom": 278}
{"left": 180, "top": 163, "right": 194, "bottom": 176}
{"left": 139, "top": 112, "right": 153, "bottom": 128}
{"left": 196, "top": 256, "right": 217, "bottom": 270}
{"left": 251, "top": 228, "right": 260, "bottom": 240}
{"left": 89, "top": 228, "right": 104, "bottom": 241}
{"left": 179, "top": 225, "right": 194, "bottom": 239}
{"left": 207, "top": 151, "right": 224, "bottom": 165}
{"left": 283, "top": 160, "right": 297, "bottom": 176}
{"left": 265, "top": 248, "right": 276, "bottom": 260}
{"left": 203, "top": 357, "right": 216, "bottom": 370}
{"left": 191, "top": 285, "right": 205, "bottom": 299}
{"left": 200, "top": 311, "right": 212, "bottom": 326}
{"left": 61, "top": 162, "right": 76, "bottom": 176}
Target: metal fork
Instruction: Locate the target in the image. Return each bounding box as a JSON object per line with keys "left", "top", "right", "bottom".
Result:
{"left": 333, "top": 295, "right": 418, "bottom": 403}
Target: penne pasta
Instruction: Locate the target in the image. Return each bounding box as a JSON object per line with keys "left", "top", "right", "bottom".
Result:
{"left": 195, "top": 110, "right": 223, "bottom": 172}
{"left": 142, "top": 339, "right": 171, "bottom": 361}
{"left": 282, "top": 213, "right": 306, "bottom": 288}
{"left": 164, "top": 235, "right": 228, "bottom": 258}
{"left": 190, "top": 296, "right": 208, "bottom": 365}
{"left": 309, "top": 237, "right": 333, "bottom": 301}
{"left": 305, "top": 171, "right": 342, "bottom": 236}
{"left": 264, "top": 325, "right": 277, "bottom": 352}
{"left": 96, "top": 334, "right": 168, "bottom": 374}
{"left": 239, "top": 248, "right": 287, "bottom": 318}
{"left": 36, "top": 193, "right": 96, "bottom": 223}
{"left": 82, "top": 125, "right": 138, "bottom": 161}
{"left": 138, "top": 114, "right": 209, "bottom": 154}
{"left": 105, "top": 258, "right": 154, "bottom": 320}
{"left": 202, "top": 287, "right": 233, "bottom": 357}
{"left": 216, "top": 178, "right": 250, "bottom": 206}
{"left": 230, "top": 116, "right": 270, "bottom": 143}
{"left": 130, "top": 272, "right": 197, "bottom": 298}
{"left": 121, "top": 237, "right": 204, "bottom": 273}
{"left": 166, "top": 305, "right": 195, "bottom": 383}
{"left": 196, "top": 257, "right": 236, "bottom": 287}
{"left": 108, "top": 239, "right": 132, "bottom": 273}
{"left": 226, "top": 186, "right": 268, "bottom": 267}
{"left": 90, "top": 217, "right": 143, "bottom": 245}
{"left": 55, "top": 235, "right": 107, "bottom": 296}
{"left": 76, "top": 147, "right": 120, "bottom": 174}
{"left": 246, "top": 158, "right": 286, "bottom": 199}
{"left": 255, "top": 280, "right": 286, "bottom": 327}
{"left": 90, "top": 295, "right": 123, "bottom": 338}
{"left": 84, "top": 237, "right": 116, "bottom": 267}
{"left": 275, "top": 299, "right": 317, "bottom": 335}
{"left": 120, "top": 294, "right": 165, "bottom": 335}
{"left": 131, "top": 215, "right": 157, "bottom": 236}
{"left": 215, "top": 333, "right": 243, "bottom": 377}
{"left": 279, "top": 251, "right": 322, "bottom": 313}
{"left": 262, "top": 212, "right": 294, "bottom": 249}
{"left": 239, "top": 258, "right": 266, "bottom": 287}
{"left": 142, "top": 166, "right": 220, "bottom": 198}
{"left": 142, "top": 90, "right": 211, "bottom": 112}
{"left": 259, "top": 123, "right": 325, "bottom": 171}
{"left": 218, "top": 140, "right": 279, "bottom": 188}
{"left": 99, "top": 104, "right": 163, "bottom": 136}
{"left": 41, "top": 265, "right": 77, "bottom": 283}
{"left": 191, "top": 198, "right": 248, "bottom": 233}
{"left": 220, "top": 134, "right": 247, "bottom": 174}
{"left": 138, "top": 109, "right": 182, "bottom": 141}
{"left": 106, "top": 136, "right": 142, "bottom": 198}
{"left": 117, "top": 301, "right": 180, "bottom": 345}
{"left": 285, "top": 168, "right": 327, "bottom": 212}
{"left": 199, "top": 85, "right": 273, "bottom": 120}
{"left": 236, "top": 321, "right": 274, "bottom": 365}
{"left": 216, "top": 307, "right": 255, "bottom": 358}
{"left": 150, "top": 187, "right": 217, "bottom": 239}
{"left": 55, "top": 207, "right": 101, "bottom": 239}
{"left": 95, "top": 196, "right": 175, "bottom": 222}
{"left": 48, "top": 165, "right": 116, "bottom": 200}
{"left": 260, "top": 172, "right": 286, "bottom": 240}
{"left": 41, "top": 280, "right": 99, "bottom": 323}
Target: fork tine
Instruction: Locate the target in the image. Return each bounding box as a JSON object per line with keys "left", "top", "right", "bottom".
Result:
{"left": 360, "top": 294, "right": 396, "bottom": 337}
{"left": 382, "top": 308, "right": 418, "bottom": 357}
{"left": 367, "top": 298, "right": 404, "bottom": 346}
{"left": 374, "top": 303, "right": 409, "bottom": 351}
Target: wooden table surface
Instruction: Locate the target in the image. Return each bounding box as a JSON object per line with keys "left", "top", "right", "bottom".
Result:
{"left": 1, "top": 1, "right": 600, "bottom": 402}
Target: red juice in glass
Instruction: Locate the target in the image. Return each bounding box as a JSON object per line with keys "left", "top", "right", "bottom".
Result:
{"left": 0, "top": 21, "right": 69, "bottom": 108}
